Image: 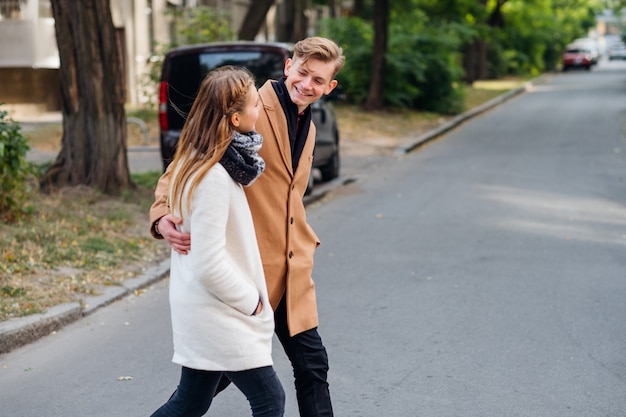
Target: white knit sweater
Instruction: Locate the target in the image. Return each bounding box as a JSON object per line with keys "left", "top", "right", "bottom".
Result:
{"left": 168, "top": 163, "right": 274, "bottom": 371}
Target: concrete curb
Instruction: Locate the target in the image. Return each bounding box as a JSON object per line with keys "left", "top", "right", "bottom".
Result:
{"left": 394, "top": 81, "right": 533, "bottom": 156}
{"left": 0, "top": 258, "right": 170, "bottom": 354}
{"left": 1, "top": 79, "right": 536, "bottom": 355}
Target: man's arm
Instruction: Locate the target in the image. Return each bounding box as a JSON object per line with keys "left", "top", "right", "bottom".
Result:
{"left": 150, "top": 168, "right": 191, "bottom": 254}
{"left": 149, "top": 170, "right": 171, "bottom": 238}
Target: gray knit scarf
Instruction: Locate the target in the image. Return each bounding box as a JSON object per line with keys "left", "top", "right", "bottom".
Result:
{"left": 220, "top": 131, "right": 265, "bottom": 186}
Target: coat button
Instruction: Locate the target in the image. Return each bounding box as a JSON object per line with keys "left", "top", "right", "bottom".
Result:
{"left": 288, "top": 251, "right": 293, "bottom": 258}
{"left": 290, "top": 217, "right": 294, "bottom": 224}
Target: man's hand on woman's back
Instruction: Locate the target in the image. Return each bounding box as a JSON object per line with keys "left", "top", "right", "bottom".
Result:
{"left": 158, "top": 214, "right": 191, "bottom": 255}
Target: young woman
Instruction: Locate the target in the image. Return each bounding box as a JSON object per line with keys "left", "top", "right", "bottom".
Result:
{"left": 151, "top": 37, "right": 346, "bottom": 417}
{"left": 150, "top": 66, "right": 285, "bottom": 417}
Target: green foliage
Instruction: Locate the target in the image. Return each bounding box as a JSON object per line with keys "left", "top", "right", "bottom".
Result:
{"left": 170, "top": 6, "right": 235, "bottom": 45}
{"left": 324, "top": 0, "right": 604, "bottom": 112}
{"left": 0, "top": 108, "right": 36, "bottom": 222}
{"left": 319, "top": 17, "right": 374, "bottom": 103}
{"left": 126, "top": 106, "right": 158, "bottom": 122}
{"left": 494, "top": 1, "right": 550, "bottom": 74}
{"left": 130, "top": 170, "right": 161, "bottom": 189}
{"left": 139, "top": 6, "right": 236, "bottom": 106}
{"left": 382, "top": 9, "right": 430, "bottom": 107}
{"left": 492, "top": 0, "right": 604, "bottom": 74}
{"left": 321, "top": 12, "right": 466, "bottom": 114}
{"left": 409, "top": 0, "right": 603, "bottom": 77}
{"left": 390, "top": 11, "right": 466, "bottom": 114}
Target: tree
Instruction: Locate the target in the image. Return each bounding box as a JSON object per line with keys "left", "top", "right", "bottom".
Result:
{"left": 363, "top": 0, "right": 389, "bottom": 110}
{"left": 238, "top": 0, "right": 276, "bottom": 40}
{"left": 275, "top": 0, "right": 310, "bottom": 42}
{"left": 41, "top": 0, "right": 130, "bottom": 194}
{"left": 463, "top": 0, "right": 503, "bottom": 83}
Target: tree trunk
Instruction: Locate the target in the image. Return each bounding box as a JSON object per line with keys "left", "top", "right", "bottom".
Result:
{"left": 477, "top": 39, "right": 488, "bottom": 79}
{"left": 275, "top": 0, "right": 293, "bottom": 41}
{"left": 462, "top": 0, "right": 499, "bottom": 83}
{"left": 363, "top": 0, "right": 388, "bottom": 111}
{"left": 42, "top": 0, "right": 130, "bottom": 194}
{"left": 463, "top": 40, "right": 478, "bottom": 83}
{"left": 464, "top": 39, "right": 488, "bottom": 82}
{"left": 487, "top": 0, "right": 507, "bottom": 28}
{"left": 237, "top": 0, "right": 276, "bottom": 40}
{"left": 275, "top": 0, "right": 309, "bottom": 42}
{"left": 328, "top": 0, "right": 337, "bottom": 18}
{"left": 350, "top": 0, "right": 365, "bottom": 17}
{"left": 291, "top": 0, "right": 309, "bottom": 43}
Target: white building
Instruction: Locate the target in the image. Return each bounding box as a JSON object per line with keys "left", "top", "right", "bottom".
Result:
{"left": 0, "top": 0, "right": 60, "bottom": 114}
{"left": 0, "top": 0, "right": 262, "bottom": 115}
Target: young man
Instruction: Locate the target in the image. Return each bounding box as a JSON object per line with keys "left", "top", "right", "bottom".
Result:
{"left": 149, "top": 37, "right": 345, "bottom": 417}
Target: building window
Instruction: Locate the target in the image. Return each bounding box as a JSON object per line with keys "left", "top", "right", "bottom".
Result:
{"left": 0, "top": 0, "right": 26, "bottom": 20}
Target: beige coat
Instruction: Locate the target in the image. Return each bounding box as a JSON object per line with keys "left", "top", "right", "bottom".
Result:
{"left": 150, "top": 80, "right": 320, "bottom": 336}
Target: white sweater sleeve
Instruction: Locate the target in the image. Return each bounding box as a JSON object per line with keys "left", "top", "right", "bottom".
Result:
{"left": 188, "top": 168, "right": 260, "bottom": 315}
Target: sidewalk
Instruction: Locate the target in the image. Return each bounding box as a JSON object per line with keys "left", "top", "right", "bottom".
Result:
{"left": 21, "top": 113, "right": 165, "bottom": 174}
{"left": 0, "top": 81, "right": 532, "bottom": 355}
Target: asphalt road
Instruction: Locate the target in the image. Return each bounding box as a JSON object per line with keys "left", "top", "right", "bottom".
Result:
{"left": 3, "top": 58, "right": 626, "bottom": 416}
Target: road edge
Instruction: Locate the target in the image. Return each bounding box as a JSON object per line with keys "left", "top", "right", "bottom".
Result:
{"left": 395, "top": 80, "right": 534, "bottom": 155}
{"left": 0, "top": 258, "right": 170, "bottom": 355}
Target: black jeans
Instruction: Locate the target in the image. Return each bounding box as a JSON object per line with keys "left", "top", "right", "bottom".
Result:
{"left": 150, "top": 365, "right": 284, "bottom": 417}
{"left": 158, "top": 296, "right": 334, "bottom": 417}
{"left": 274, "top": 296, "right": 334, "bottom": 417}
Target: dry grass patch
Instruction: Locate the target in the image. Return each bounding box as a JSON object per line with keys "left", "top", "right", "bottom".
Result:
{"left": 0, "top": 179, "right": 169, "bottom": 321}
{"left": 463, "top": 76, "right": 529, "bottom": 110}
{"left": 334, "top": 104, "right": 449, "bottom": 141}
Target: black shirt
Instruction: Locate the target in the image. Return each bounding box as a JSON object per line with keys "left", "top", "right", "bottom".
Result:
{"left": 271, "top": 78, "right": 312, "bottom": 172}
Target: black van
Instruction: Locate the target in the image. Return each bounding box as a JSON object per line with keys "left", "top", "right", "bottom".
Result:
{"left": 158, "top": 41, "right": 340, "bottom": 184}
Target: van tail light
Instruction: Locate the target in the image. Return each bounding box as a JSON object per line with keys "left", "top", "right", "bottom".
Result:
{"left": 159, "top": 81, "right": 168, "bottom": 131}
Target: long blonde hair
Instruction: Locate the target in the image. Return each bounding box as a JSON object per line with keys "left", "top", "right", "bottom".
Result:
{"left": 169, "top": 66, "right": 255, "bottom": 218}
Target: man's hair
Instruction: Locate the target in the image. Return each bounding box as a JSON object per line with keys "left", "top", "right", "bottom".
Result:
{"left": 293, "top": 37, "right": 345, "bottom": 79}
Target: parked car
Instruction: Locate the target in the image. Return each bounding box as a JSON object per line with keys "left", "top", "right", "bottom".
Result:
{"left": 570, "top": 37, "right": 599, "bottom": 64}
{"left": 562, "top": 46, "right": 593, "bottom": 71}
{"left": 607, "top": 41, "right": 626, "bottom": 60}
{"left": 158, "top": 41, "right": 341, "bottom": 187}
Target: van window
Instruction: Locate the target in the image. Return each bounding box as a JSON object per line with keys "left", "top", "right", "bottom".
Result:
{"left": 198, "top": 52, "right": 286, "bottom": 87}
{"left": 166, "top": 50, "right": 286, "bottom": 130}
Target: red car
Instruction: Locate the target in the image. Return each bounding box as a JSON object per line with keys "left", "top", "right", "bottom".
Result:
{"left": 562, "top": 47, "right": 593, "bottom": 71}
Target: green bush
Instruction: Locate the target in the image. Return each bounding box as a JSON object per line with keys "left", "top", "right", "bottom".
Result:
{"left": 0, "top": 108, "right": 36, "bottom": 222}
{"left": 171, "top": 6, "right": 234, "bottom": 45}
{"left": 392, "top": 20, "right": 465, "bottom": 114}
{"left": 139, "top": 6, "right": 235, "bottom": 106}
{"left": 321, "top": 15, "right": 465, "bottom": 114}
{"left": 319, "top": 17, "right": 374, "bottom": 104}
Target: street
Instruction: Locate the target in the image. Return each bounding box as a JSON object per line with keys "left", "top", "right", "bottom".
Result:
{"left": 2, "top": 58, "right": 626, "bottom": 416}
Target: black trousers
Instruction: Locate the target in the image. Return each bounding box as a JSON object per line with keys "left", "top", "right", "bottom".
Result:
{"left": 150, "top": 366, "right": 284, "bottom": 417}
{"left": 211, "top": 296, "right": 334, "bottom": 417}
{"left": 274, "top": 296, "right": 334, "bottom": 417}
